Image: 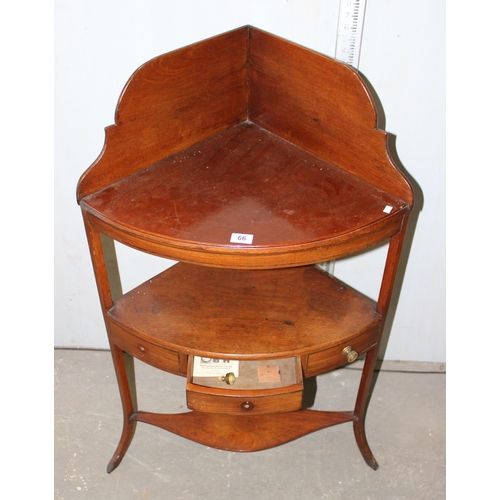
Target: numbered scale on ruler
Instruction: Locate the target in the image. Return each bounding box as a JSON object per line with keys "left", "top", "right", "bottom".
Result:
{"left": 318, "top": 1, "right": 367, "bottom": 277}
{"left": 335, "top": 0, "right": 367, "bottom": 68}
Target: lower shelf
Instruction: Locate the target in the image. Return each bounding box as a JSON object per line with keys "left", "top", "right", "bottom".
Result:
{"left": 131, "top": 409, "right": 355, "bottom": 452}
{"left": 107, "top": 263, "right": 381, "bottom": 377}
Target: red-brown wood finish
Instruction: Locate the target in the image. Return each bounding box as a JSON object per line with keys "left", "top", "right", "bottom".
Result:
{"left": 77, "top": 26, "right": 414, "bottom": 473}
{"left": 107, "top": 264, "right": 380, "bottom": 361}
{"left": 248, "top": 28, "right": 413, "bottom": 203}
{"left": 131, "top": 410, "right": 356, "bottom": 452}
{"left": 77, "top": 28, "right": 248, "bottom": 202}
{"left": 81, "top": 122, "right": 409, "bottom": 268}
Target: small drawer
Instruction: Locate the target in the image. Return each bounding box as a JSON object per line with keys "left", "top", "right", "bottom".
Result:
{"left": 304, "top": 328, "right": 378, "bottom": 377}
{"left": 186, "top": 356, "right": 303, "bottom": 415}
{"left": 108, "top": 320, "right": 183, "bottom": 375}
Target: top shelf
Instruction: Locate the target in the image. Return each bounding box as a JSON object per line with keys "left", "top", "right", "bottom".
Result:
{"left": 82, "top": 122, "right": 407, "bottom": 265}
{"left": 78, "top": 26, "right": 413, "bottom": 268}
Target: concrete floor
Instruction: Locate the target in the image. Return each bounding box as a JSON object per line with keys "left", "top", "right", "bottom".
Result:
{"left": 54, "top": 349, "right": 445, "bottom": 499}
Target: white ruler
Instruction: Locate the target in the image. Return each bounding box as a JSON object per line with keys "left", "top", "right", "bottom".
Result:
{"left": 335, "top": 0, "right": 367, "bottom": 69}
{"left": 317, "top": 1, "right": 367, "bottom": 277}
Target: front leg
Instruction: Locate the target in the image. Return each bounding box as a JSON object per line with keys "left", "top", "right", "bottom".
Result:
{"left": 352, "top": 346, "right": 379, "bottom": 470}
{"left": 106, "top": 343, "right": 138, "bottom": 473}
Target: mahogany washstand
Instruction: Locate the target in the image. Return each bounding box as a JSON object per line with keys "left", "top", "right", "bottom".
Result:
{"left": 77, "top": 26, "right": 414, "bottom": 473}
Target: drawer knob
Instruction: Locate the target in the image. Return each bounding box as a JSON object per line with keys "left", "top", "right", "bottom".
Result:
{"left": 221, "top": 372, "right": 236, "bottom": 386}
{"left": 240, "top": 401, "right": 254, "bottom": 411}
{"left": 342, "top": 346, "right": 358, "bottom": 363}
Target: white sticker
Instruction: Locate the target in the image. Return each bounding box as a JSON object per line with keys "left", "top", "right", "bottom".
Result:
{"left": 383, "top": 205, "right": 393, "bottom": 214}
{"left": 230, "top": 233, "right": 254, "bottom": 244}
{"left": 192, "top": 357, "right": 239, "bottom": 377}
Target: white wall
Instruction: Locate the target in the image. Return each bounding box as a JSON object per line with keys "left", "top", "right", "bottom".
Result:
{"left": 55, "top": 0, "right": 445, "bottom": 362}
{"left": 335, "top": 0, "right": 446, "bottom": 362}
{"left": 358, "top": 1, "right": 446, "bottom": 362}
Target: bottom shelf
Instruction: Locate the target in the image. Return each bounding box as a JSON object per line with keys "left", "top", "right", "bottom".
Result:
{"left": 106, "top": 345, "right": 381, "bottom": 472}
{"left": 131, "top": 409, "right": 355, "bottom": 452}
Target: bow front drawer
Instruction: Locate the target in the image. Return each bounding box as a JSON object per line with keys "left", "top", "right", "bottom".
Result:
{"left": 186, "top": 356, "right": 303, "bottom": 415}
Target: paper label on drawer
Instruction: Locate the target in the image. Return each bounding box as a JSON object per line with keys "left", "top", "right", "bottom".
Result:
{"left": 230, "top": 233, "right": 254, "bottom": 244}
{"left": 192, "top": 357, "right": 240, "bottom": 377}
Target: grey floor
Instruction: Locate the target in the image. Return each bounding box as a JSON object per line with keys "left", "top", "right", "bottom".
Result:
{"left": 54, "top": 349, "right": 445, "bottom": 499}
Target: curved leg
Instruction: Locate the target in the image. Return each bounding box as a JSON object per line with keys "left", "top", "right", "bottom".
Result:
{"left": 81, "top": 221, "right": 137, "bottom": 472}
{"left": 353, "top": 346, "right": 379, "bottom": 470}
{"left": 107, "top": 419, "right": 137, "bottom": 473}
{"left": 353, "top": 222, "right": 410, "bottom": 470}
{"left": 107, "top": 344, "right": 138, "bottom": 473}
{"left": 353, "top": 418, "right": 379, "bottom": 470}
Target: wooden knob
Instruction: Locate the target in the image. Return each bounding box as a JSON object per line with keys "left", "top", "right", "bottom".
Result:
{"left": 240, "top": 401, "right": 254, "bottom": 411}
{"left": 342, "top": 346, "right": 358, "bottom": 363}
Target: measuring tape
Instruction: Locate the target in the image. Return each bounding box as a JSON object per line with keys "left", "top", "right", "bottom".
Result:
{"left": 335, "top": 0, "right": 367, "bottom": 69}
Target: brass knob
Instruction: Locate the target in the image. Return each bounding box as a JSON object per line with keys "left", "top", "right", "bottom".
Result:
{"left": 221, "top": 372, "right": 236, "bottom": 385}
{"left": 342, "top": 346, "right": 358, "bottom": 363}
